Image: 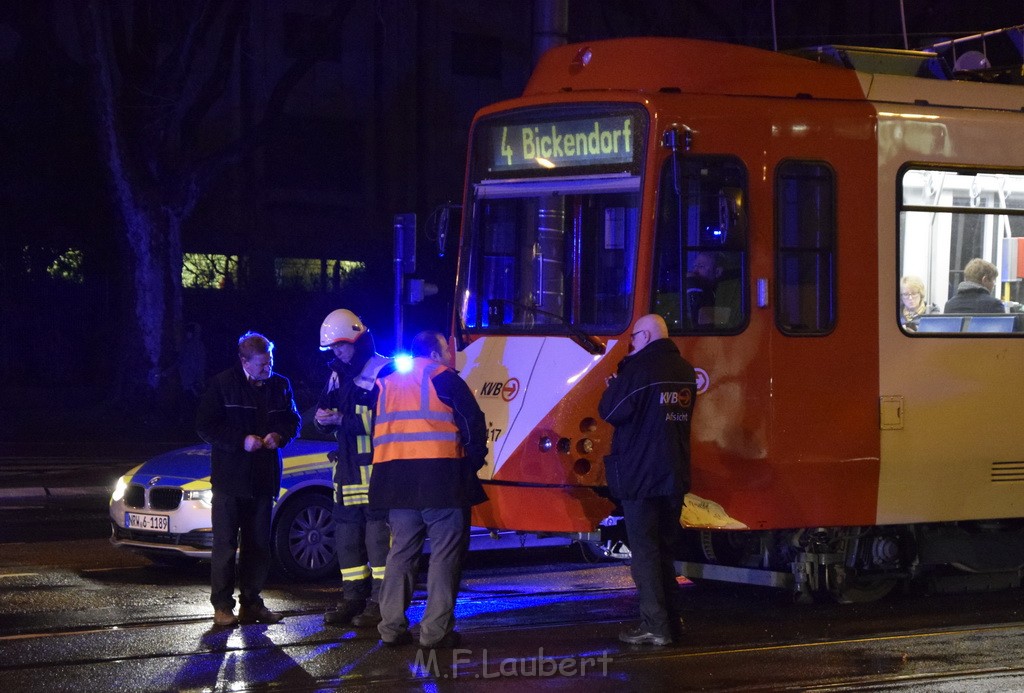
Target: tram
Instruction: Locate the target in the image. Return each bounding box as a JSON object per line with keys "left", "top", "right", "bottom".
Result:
{"left": 451, "top": 34, "right": 1024, "bottom": 601}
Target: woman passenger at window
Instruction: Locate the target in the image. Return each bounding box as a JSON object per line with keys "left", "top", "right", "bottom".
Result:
{"left": 900, "top": 275, "right": 938, "bottom": 332}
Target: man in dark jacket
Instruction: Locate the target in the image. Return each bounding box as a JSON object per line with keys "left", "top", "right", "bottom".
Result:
{"left": 598, "top": 313, "right": 696, "bottom": 647}
{"left": 944, "top": 258, "right": 1006, "bottom": 314}
{"left": 314, "top": 309, "right": 391, "bottom": 627}
{"left": 196, "top": 331, "right": 300, "bottom": 627}
{"left": 368, "top": 330, "right": 488, "bottom": 649}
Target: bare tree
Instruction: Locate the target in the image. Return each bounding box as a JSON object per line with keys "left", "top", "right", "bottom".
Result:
{"left": 70, "top": 0, "right": 350, "bottom": 402}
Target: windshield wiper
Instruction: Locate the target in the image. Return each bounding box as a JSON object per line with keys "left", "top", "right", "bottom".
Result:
{"left": 486, "top": 298, "right": 606, "bottom": 355}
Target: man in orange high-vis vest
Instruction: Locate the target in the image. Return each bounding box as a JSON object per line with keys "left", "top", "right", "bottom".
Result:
{"left": 368, "top": 330, "right": 487, "bottom": 649}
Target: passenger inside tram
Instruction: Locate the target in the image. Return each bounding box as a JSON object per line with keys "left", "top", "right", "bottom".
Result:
{"left": 685, "top": 252, "right": 720, "bottom": 326}
{"left": 943, "top": 258, "right": 1006, "bottom": 314}
{"left": 899, "top": 275, "right": 939, "bottom": 332}
{"left": 686, "top": 251, "right": 740, "bottom": 328}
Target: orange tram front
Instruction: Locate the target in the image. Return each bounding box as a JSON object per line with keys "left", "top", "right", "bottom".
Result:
{"left": 451, "top": 36, "right": 1024, "bottom": 601}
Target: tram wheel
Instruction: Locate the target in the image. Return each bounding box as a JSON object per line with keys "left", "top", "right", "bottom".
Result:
{"left": 831, "top": 571, "right": 898, "bottom": 604}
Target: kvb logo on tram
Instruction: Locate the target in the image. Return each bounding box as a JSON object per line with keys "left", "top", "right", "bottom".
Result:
{"left": 480, "top": 377, "right": 521, "bottom": 402}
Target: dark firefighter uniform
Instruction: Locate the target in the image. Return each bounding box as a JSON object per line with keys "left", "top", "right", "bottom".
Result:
{"left": 316, "top": 331, "right": 391, "bottom": 625}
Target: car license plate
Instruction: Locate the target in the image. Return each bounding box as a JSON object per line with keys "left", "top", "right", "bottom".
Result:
{"left": 125, "top": 512, "right": 169, "bottom": 532}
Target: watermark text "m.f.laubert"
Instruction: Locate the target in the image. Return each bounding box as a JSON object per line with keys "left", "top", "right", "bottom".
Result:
{"left": 413, "top": 647, "right": 612, "bottom": 679}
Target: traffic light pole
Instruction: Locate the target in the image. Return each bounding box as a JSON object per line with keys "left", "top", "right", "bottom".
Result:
{"left": 393, "top": 213, "right": 416, "bottom": 351}
{"left": 394, "top": 253, "right": 404, "bottom": 351}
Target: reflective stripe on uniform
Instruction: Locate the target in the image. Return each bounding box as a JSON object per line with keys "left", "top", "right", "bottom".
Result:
{"left": 338, "top": 465, "right": 372, "bottom": 506}
{"left": 340, "top": 565, "right": 371, "bottom": 582}
{"left": 370, "top": 565, "right": 385, "bottom": 581}
{"left": 355, "top": 404, "right": 372, "bottom": 455}
{"left": 372, "top": 359, "right": 463, "bottom": 462}
{"left": 374, "top": 431, "right": 459, "bottom": 445}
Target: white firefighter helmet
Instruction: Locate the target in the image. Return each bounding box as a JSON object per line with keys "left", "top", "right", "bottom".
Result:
{"left": 319, "top": 309, "right": 366, "bottom": 350}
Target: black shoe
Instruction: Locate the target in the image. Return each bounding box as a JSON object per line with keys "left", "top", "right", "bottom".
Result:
{"left": 380, "top": 631, "right": 413, "bottom": 648}
{"left": 324, "top": 599, "right": 366, "bottom": 626}
{"left": 420, "top": 631, "right": 462, "bottom": 649}
{"left": 213, "top": 608, "right": 238, "bottom": 627}
{"left": 618, "top": 626, "right": 671, "bottom": 646}
{"left": 351, "top": 600, "right": 382, "bottom": 628}
{"left": 238, "top": 604, "right": 283, "bottom": 625}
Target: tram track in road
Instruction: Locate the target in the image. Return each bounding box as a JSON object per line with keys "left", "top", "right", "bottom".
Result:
{"left": 4, "top": 588, "right": 1024, "bottom": 691}
{"left": 6, "top": 531, "right": 1024, "bottom": 689}
{"left": 0, "top": 581, "right": 638, "bottom": 642}
{"left": 0, "top": 595, "right": 640, "bottom": 691}
{"left": 0, "top": 583, "right": 640, "bottom": 669}
{"left": 651, "top": 620, "right": 1024, "bottom": 691}
{"left": 801, "top": 666, "right": 1024, "bottom": 692}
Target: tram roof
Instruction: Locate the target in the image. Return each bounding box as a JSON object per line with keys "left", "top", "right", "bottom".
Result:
{"left": 526, "top": 38, "right": 866, "bottom": 100}
{"left": 524, "top": 37, "right": 1024, "bottom": 113}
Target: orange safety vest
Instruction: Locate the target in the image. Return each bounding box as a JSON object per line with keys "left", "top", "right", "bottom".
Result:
{"left": 372, "top": 358, "right": 463, "bottom": 463}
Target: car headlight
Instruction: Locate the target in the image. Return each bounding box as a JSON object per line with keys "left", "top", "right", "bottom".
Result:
{"left": 111, "top": 476, "right": 129, "bottom": 502}
{"left": 183, "top": 489, "right": 214, "bottom": 506}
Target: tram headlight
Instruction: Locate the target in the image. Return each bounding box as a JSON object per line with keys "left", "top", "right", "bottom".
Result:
{"left": 577, "top": 438, "right": 594, "bottom": 455}
{"left": 538, "top": 436, "right": 554, "bottom": 452}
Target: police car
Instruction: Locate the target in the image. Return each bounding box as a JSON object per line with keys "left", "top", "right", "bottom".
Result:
{"left": 109, "top": 425, "right": 587, "bottom": 580}
{"left": 109, "top": 432, "right": 338, "bottom": 581}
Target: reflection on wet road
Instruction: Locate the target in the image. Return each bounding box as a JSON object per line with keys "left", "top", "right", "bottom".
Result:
{"left": 4, "top": 502, "right": 1024, "bottom": 690}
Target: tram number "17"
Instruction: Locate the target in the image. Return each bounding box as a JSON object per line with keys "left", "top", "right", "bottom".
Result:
{"left": 486, "top": 427, "right": 503, "bottom": 442}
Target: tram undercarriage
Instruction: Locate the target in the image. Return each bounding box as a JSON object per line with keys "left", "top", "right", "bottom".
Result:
{"left": 581, "top": 519, "right": 1024, "bottom": 603}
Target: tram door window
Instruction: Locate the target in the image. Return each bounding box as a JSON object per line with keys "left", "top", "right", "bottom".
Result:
{"left": 775, "top": 161, "right": 837, "bottom": 335}
{"left": 460, "top": 180, "right": 641, "bottom": 335}
{"left": 652, "top": 155, "right": 748, "bottom": 333}
{"left": 899, "top": 167, "right": 1024, "bottom": 335}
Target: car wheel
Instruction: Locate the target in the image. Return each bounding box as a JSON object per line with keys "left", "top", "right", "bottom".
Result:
{"left": 272, "top": 491, "right": 338, "bottom": 581}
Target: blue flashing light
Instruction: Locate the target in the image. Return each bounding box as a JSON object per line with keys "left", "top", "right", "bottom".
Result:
{"left": 394, "top": 353, "right": 414, "bottom": 373}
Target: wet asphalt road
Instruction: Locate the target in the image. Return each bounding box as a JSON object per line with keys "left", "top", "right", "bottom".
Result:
{"left": 3, "top": 459, "right": 1024, "bottom": 690}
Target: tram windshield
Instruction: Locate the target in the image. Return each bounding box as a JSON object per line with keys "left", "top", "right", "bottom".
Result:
{"left": 458, "top": 106, "right": 647, "bottom": 336}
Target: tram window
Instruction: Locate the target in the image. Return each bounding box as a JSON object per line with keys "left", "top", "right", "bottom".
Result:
{"left": 775, "top": 161, "right": 836, "bottom": 335}
{"left": 898, "top": 166, "right": 1024, "bottom": 336}
{"left": 652, "top": 155, "right": 748, "bottom": 334}
{"left": 460, "top": 181, "right": 641, "bottom": 335}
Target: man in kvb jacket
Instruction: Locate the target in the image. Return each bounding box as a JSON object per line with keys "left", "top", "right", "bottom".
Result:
{"left": 368, "top": 330, "right": 488, "bottom": 649}
{"left": 599, "top": 313, "right": 696, "bottom": 647}
{"left": 197, "top": 331, "right": 301, "bottom": 627}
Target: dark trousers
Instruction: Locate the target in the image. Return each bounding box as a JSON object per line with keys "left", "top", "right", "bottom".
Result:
{"left": 377, "top": 507, "right": 469, "bottom": 644}
{"left": 210, "top": 492, "right": 273, "bottom": 611}
{"left": 621, "top": 495, "right": 684, "bottom": 639}
{"left": 334, "top": 502, "right": 390, "bottom": 601}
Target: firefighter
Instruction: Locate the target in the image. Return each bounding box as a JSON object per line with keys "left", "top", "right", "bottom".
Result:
{"left": 315, "top": 309, "right": 391, "bottom": 627}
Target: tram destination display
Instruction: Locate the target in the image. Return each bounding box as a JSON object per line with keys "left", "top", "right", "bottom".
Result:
{"left": 484, "top": 111, "right": 641, "bottom": 175}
